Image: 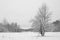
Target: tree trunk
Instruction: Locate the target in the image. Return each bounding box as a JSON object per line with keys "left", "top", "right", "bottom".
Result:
{"left": 41, "top": 29, "right": 45, "bottom": 36}
{"left": 40, "top": 25, "right": 45, "bottom": 36}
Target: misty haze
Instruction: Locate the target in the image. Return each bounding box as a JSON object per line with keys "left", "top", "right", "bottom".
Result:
{"left": 0, "top": 0, "right": 60, "bottom": 40}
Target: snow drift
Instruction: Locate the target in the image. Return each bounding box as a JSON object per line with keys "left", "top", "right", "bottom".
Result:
{"left": 0, "top": 32, "right": 60, "bottom": 40}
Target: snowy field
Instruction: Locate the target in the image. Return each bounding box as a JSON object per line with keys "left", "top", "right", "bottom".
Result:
{"left": 0, "top": 32, "right": 60, "bottom": 40}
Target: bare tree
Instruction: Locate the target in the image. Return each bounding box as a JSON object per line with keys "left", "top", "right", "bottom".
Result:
{"left": 30, "top": 4, "right": 55, "bottom": 36}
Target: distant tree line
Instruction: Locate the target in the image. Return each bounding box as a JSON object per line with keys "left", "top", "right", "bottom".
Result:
{"left": 0, "top": 19, "right": 33, "bottom": 32}
{"left": 0, "top": 18, "right": 60, "bottom": 32}
{"left": 0, "top": 19, "right": 22, "bottom": 32}
{"left": 52, "top": 20, "right": 60, "bottom": 32}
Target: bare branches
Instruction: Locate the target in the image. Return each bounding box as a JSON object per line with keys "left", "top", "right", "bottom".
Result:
{"left": 30, "top": 4, "right": 55, "bottom": 33}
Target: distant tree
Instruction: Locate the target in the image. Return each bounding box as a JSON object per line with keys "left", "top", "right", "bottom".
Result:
{"left": 10, "top": 22, "right": 21, "bottom": 32}
{"left": 0, "top": 18, "right": 22, "bottom": 32}
{"left": 0, "top": 23, "right": 9, "bottom": 32}
{"left": 5, "top": 22, "right": 21, "bottom": 32}
{"left": 53, "top": 20, "right": 60, "bottom": 32}
{"left": 2, "top": 18, "right": 8, "bottom": 25}
{"left": 30, "top": 4, "right": 56, "bottom": 36}
{"left": 2, "top": 19, "right": 21, "bottom": 32}
{"left": 0, "top": 27, "right": 9, "bottom": 32}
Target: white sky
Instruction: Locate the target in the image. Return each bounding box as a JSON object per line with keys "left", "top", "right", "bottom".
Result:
{"left": 0, "top": 0, "right": 60, "bottom": 29}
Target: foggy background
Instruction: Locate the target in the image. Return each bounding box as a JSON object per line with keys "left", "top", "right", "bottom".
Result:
{"left": 0, "top": 0, "right": 60, "bottom": 29}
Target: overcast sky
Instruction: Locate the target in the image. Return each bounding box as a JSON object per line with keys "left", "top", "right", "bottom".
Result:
{"left": 0, "top": 0, "right": 60, "bottom": 29}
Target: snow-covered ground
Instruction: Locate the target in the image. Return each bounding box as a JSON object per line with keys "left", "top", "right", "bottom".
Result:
{"left": 0, "top": 32, "right": 60, "bottom": 40}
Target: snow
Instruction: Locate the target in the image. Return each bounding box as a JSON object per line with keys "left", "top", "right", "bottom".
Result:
{"left": 0, "top": 32, "right": 60, "bottom": 40}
